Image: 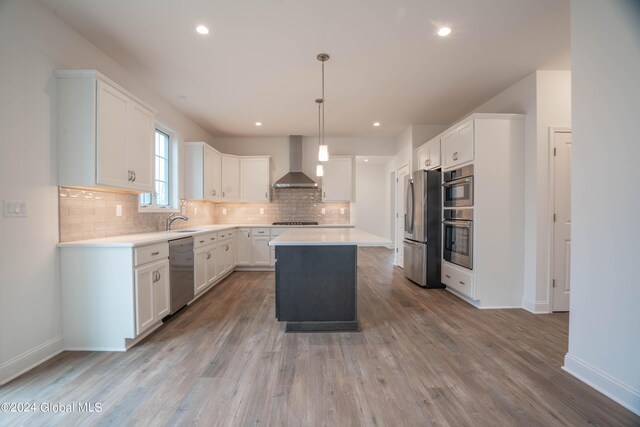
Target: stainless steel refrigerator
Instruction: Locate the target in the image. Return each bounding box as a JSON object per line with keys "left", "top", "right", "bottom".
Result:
{"left": 403, "top": 169, "right": 443, "bottom": 288}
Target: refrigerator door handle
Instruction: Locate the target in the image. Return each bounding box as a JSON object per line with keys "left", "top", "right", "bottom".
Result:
{"left": 405, "top": 179, "right": 414, "bottom": 233}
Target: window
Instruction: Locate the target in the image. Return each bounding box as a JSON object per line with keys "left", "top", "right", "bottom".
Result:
{"left": 139, "top": 127, "right": 177, "bottom": 211}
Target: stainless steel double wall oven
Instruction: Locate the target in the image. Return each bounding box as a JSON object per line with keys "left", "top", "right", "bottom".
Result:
{"left": 442, "top": 165, "right": 474, "bottom": 270}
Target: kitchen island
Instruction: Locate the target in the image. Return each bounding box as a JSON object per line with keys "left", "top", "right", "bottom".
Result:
{"left": 269, "top": 228, "right": 391, "bottom": 332}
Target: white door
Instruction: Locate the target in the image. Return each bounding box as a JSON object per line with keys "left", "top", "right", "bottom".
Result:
{"left": 126, "top": 101, "right": 154, "bottom": 192}
{"left": 552, "top": 131, "right": 572, "bottom": 311}
{"left": 396, "top": 165, "right": 410, "bottom": 267}
{"left": 194, "top": 247, "right": 208, "bottom": 294}
{"left": 153, "top": 260, "right": 170, "bottom": 320}
{"left": 96, "top": 81, "right": 128, "bottom": 188}
{"left": 322, "top": 157, "right": 353, "bottom": 201}
{"left": 241, "top": 157, "right": 270, "bottom": 201}
{"left": 211, "top": 149, "right": 222, "bottom": 200}
{"left": 456, "top": 121, "right": 474, "bottom": 165}
{"left": 441, "top": 129, "right": 458, "bottom": 169}
{"left": 252, "top": 236, "right": 271, "bottom": 266}
{"left": 221, "top": 155, "right": 240, "bottom": 200}
{"left": 236, "top": 228, "right": 252, "bottom": 266}
{"left": 205, "top": 246, "right": 218, "bottom": 285}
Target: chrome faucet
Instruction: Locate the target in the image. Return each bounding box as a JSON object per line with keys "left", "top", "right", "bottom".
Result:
{"left": 166, "top": 212, "right": 189, "bottom": 231}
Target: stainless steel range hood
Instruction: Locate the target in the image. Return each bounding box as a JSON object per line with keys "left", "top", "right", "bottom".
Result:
{"left": 272, "top": 136, "right": 318, "bottom": 188}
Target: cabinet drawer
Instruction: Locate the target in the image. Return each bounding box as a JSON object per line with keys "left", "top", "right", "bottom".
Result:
{"left": 251, "top": 227, "right": 271, "bottom": 236}
{"left": 442, "top": 263, "right": 473, "bottom": 297}
{"left": 217, "top": 230, "right": 234, "bottom": 240}
{"left": 134, "top": 242, "right": 168, "bottom": 267}
{"left": 194, "top": 232, "right": 217, "bottom": 248}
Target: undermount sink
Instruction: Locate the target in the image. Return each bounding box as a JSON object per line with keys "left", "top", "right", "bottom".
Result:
{"left": 171, "top": 229, "right": 203, "bottom": 233}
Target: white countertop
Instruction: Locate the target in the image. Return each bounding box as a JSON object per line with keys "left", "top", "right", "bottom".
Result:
{"left": 57, "top": 224, "right": 355, "bottom": 248}
{"left": 269, "top": 228, "right": 391, "bottom": 247}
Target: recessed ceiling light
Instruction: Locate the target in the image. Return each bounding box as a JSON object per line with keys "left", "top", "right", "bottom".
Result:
{"left": 196, "top": 25, "right": 209, "bottom": 35}
{"left": 364, "top": 159, "right": 369, "bottom": 162}
{"left": 255, "top": 122, "right": 262, "bottom": 126}
{"left": 373, "top": 122, "right": 381, "bottom": 127}
{"left": 437, "top": 27, "right": 452, "bottom": 37}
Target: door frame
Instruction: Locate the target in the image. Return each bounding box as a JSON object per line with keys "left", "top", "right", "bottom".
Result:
{"left": 395, "top": 164, "right": 409, "bottom": 266}
{"left": 548, "top": 127, "right": 572, "bottom": 312}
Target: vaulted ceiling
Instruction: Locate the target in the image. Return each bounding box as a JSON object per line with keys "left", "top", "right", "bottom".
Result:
{"left": 39, "top": 0, "right": 570, "bottom": 138}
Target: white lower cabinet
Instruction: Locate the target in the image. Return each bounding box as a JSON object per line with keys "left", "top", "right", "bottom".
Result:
{"left": 236, "top": 228, "right": 252, "bottom": 266}
{"left": 251, "top": 236, "right": 271, "bottom": 266}
{"left": 134, "top": 258, "right": 170, "bottom": 336}
{"left": 194, "top": 244, "right": 217, "bottom": 295}
{"left": 441, "top": 262, "right": 474, "bottom": 299}
{"left": 217, "top": 232, "right": 236, "bottom": 276}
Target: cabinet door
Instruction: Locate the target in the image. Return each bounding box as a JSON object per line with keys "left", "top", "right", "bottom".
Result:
{"left": 427, "top": 138, "right": 441, "bottom": 169}
{"left": 126, "top": 101, "right": 154, "bottom": 192}
{"left": 211, "top": 149, "right": 222, "bottom": 201}
{"left": 205, "top": 246, "right": 218, "bottom": 286}
{"left": 218, "top": 240, "right": 231, "bottom": 275}
{"left": 456, "top": 121, "right": 474, "bottom": 165}
{"left": 153, "top": 260, "right": 170, "bottom": 320}
{"left": 442, "top": 129, "right": 458, "bottom": 168}
{"left": 221, "top": 156, "right": 240, "bottom": 200}
{"left": 227, "top": 238, "right": 236, "bottom": 271}
{"left": 322, "top": 157, "right": 353, "bottom": 201}
{"left": 134, "top": 263, "right": 156, "bottom": 335}
{"left": 240, "top": 157, "right": 270, "bottom": 202}
{"left": 194, "top": 247, "right": 208, "bottom": 294}
{"left": 417, "top": 144, "right": 430, "bottom": 170}
{"left": 96, "top": 80, "right": 129, "bottom": 188}
{"left": 204, "top": 147, "right": 215, "bottom": 201}
{"left": 251, "top": 236, "right": 271, "bottom": 266}
{"left": 236, "top": 228, "right": 252, "bottom": 266}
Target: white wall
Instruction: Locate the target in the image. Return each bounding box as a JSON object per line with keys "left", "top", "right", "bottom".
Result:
{"left": 355, "top": 163, "right": 388, "bottom": 239}
{"left": 565, "top": 0, "right": 640, "bottom": 415}
{"left": 0, "top": 0, "right": 216, "bottom": 385}
{"left": 470, "top": 70, "right": 571, "bottom": 313}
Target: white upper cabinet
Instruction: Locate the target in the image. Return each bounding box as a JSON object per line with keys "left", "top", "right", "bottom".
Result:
{"left": 184, "top": 142, "right": 222, "bottom": 201}
{"left": 417, "top": 137, "right": 441, "bottom": 170}
{"left": 221, "top": 155, "right": 240, "bottom": 201}
{"left": 241, "top": 157, "right": 270, "bottom": 202}
{"left": 322, "top": 156, "right": 353, "bottom": 202}
{"left": 442, "top": 120, "right": 474, "bottom": 169}
{"left": 57, "top": 70, "right": 155, "bottom": 193}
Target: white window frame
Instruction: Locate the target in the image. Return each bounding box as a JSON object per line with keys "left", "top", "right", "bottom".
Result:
{"left": 139, "top": 123, "right": 180, "bottom": 213}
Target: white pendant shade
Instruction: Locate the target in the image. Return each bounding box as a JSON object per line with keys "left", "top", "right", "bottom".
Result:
{"left": 318, "top": 145, "right": 329, "bottom": 162}
{"left": 316, "top": 164, "right": 324, "bottom": 177}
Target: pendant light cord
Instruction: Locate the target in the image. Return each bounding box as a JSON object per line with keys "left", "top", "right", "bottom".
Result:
{"left": 321, "top": 60, "right": 325, "bottom": 146}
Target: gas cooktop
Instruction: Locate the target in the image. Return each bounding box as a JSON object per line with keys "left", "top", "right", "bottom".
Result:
{"left": 272, "top": 221, "right": 319, "bottom": 226}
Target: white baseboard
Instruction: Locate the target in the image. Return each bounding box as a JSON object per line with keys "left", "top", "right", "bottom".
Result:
{"left": 563, "top": 353, "right": 640, "bottom": 415}
{"left": 0, "top": 336, "right": 64, "bottom": 386}
{"left": 522, "top": 297, "right": 550, "bottom": 314}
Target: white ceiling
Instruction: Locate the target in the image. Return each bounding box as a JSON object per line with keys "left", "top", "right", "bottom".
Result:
{"left": 39, "top": 0, "right": 570, "bottom": 138}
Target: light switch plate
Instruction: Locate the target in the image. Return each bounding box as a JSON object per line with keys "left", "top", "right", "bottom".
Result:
{"left": 259, "top": 208, "right": 264, "bottom": 215}
{"left": 116, "top": 204, "right": 123, "bottom": 216}
{"left": 222, "top": 208, "right": 227, "bottom": 215}
{"left": 321, "top": 208, "right": 326, "bottom": 214}
{"left": 3, "top": 200, "right": 27, "bottom": 217}
{"left": 340, "top": 208, "right": 345, "bottom": 215}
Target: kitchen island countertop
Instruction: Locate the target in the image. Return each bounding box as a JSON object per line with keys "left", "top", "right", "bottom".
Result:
{"left": 269, "top": 227, "right": 391, "bottom": 247}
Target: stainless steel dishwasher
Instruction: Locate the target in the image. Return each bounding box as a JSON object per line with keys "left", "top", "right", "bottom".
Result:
{"left": 169, "top": 237, "right": 194, "bottom": 314}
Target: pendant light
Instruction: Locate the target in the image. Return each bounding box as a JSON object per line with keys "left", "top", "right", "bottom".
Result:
{"left": 317, "top": 53, "right": 330, "bottom": 163}
{"left": 315, "top": 97, "right": 324, "bottom": 176}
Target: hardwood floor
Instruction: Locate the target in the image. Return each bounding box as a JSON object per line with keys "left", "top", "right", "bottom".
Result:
{"left": 1, "top": 248, "right": 638, "bottom": 426}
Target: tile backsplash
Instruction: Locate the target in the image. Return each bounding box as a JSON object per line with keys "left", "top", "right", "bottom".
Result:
{"left": 58, "top": 187, "right": 349, "bottom": 242}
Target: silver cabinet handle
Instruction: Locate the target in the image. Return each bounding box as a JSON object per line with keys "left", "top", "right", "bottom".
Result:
{"left": 265, "top": 192, "right": 267, "bottom": 198}
{"left": 156, "top": 271, "right": 160, "bottom": 281}
{"left": 445, "top": 274, "right": 451, "bottom": 279}
{"left": 424, "top": 160, "right": 429, "bottom": 167}
{"left": 127, "top": 171, "right": 132, "bottom": 181}
{"left": 323, "top": 191, "right": 326, "bottom": 198}
{"left": 206, "top": 251, "right": 211, "bottom": 260}
{"left": 225, "top": 244, "right": 229, "bottom": 252}
{"left": 222, "top": 191, "right": 225, "bottom": 197}
{"left": 453, "top": 152, "right": 458, "bottom": 161}
{"left": 199, "top": 240, "right": 205, "bottom": 243}
{"left": 210, "top": 237, "right": 215, "bottom": 241}
{"left": 212, "top": 189, "right": 217, "bottom": 196}
{"left": 131, "top": 171, "right": 136, "bottom": 182}
{"left": 459, "top": 280, "right": 465, "bottom": 285}
{"left": 151, "top": 251, "right": 160, "bottom": 256}
{"left": 152, "top": 271, "right": 159, "bottom": 282}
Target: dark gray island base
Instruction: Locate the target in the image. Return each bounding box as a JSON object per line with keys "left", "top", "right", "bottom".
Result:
{"left": 275, "top": 245, "right": 358, "bottom": 332}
